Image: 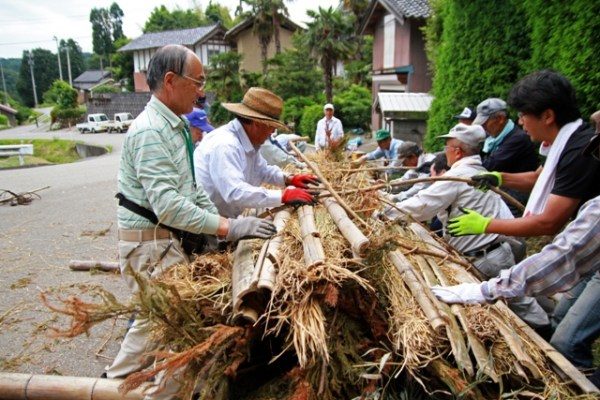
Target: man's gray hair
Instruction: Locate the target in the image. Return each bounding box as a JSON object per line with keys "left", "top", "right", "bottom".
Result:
{"left": 146, "top": 45, "right": 191, "bottom": 91}
{"left": 458, "top": 142, "right": 481, "bottom": 156}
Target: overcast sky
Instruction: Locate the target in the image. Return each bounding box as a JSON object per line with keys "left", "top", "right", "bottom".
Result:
{"left": 0, "top": 0, "right": 340, "bottom": 59}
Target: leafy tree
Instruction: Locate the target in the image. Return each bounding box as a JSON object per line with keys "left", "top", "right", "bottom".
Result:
{"left": 333, "top": 84, "right": 371, "bottom": 130}
{"left": 16, "top": 48, "right": 59, "bottom": 107}
{"left": 303, "top": 7, "right": 355, "bottom": 103}
{"left": 59, "top": 39, "right": 85, "bottom": 83}
{"left": 86, "top": 53, "right": 103, "bottom": 70}
{"left": 206, "top": 51, "right": 243, "bottom": 125}
{"left": 0, "top": 91, "right": 33, "bottom": 124}
{"left": 264, "top": 34, "right": 323, "bottom": 100}
{"left": 90, "top": 3, "right": 124, "bottom": 68}
{"left": 205, "top": 1, "right": 235, "bottom": 28}
{"left": 0, "top": 114, "right": 8, "bottom": 127}
{"left": 143, "top": 5, "right": 207, "bottom": 33}
{"left": 0, "top": 58, "right": 21, "bottom": 102}
{"left": 111, "top": 37, "right": 134, "bottom": 91}
{"left": 424, "top": 0, "right": 530, "bottom": 151}
{"left": 343, "top": 35, "right": 372, "bottom": 87}
{"left": 43, "top": 80, "right": 78, "bottom": 108}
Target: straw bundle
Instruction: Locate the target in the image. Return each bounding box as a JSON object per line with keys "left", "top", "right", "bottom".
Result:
{"left": 38, "top": 152, "right": 598, "bottom": 400}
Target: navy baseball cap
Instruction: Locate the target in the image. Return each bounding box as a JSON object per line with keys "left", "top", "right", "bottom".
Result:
{"left": 185, "top": 108, "right": 214, "bottom": 133}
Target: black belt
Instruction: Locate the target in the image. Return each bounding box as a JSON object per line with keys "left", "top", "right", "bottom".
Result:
{"left": 464, "top": 241, "right": 503, "bottom": 258}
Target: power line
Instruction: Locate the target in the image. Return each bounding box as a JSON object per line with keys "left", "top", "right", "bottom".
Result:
{"left": 0, "top": 14, "right": 89, "bottom": 24}
{"left": 0, "top": 36, "right": 91, "bottom": 47}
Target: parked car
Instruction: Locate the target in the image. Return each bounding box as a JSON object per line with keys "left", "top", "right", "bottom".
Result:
{"left": 107, "top": 113, "right": 134, "bottom": 133}
{"left": 76, "top": 113, "right": 110, "bottom": 133}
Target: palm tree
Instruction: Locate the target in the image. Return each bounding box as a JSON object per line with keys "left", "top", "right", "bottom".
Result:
{"left": 304, "top": 6, "right": 355, "bottom": 103}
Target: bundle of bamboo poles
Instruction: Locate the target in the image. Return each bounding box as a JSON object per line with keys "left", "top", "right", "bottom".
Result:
{"left": 31, "top": 148, "right": 599, "bottom": 400}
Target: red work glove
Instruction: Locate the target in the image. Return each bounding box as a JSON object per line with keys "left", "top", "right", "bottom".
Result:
{"left": 281, "top": 188, "right": 316, "bottom": 206}
{"left": 287, "top": 174, "right": 321, "bottom": 189}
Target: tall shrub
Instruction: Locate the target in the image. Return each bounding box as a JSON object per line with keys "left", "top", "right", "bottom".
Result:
{"left": 298, "top": 104, "right": 324, "bottom": 141}
{"left": 424, "top": 0, "right": 530, "bottom": 150}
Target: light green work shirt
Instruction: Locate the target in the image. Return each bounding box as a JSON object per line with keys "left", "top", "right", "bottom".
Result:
{"left": 117, "top": 95, "right": 220, "bottom": 235}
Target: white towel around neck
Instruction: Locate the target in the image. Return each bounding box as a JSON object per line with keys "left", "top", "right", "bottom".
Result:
{"left": 524, "top": 118, "right": 583, "bottom": 216}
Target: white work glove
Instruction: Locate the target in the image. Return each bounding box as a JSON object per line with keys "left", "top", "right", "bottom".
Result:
{"left": 431, "top": 283, "right": 486, "bottom": 305}
{"left": 226, "top": 217, "right": 277, "bottom": 242}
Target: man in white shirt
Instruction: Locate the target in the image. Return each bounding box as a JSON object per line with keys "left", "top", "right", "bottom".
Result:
{"left": 194, "top": 87, "right": 320, "bottom": 218}
{"left": 315, "top": 103, "right": 344, "bottom": 151}
{"left": 385, "top": 123, "right": 549, "bottom": 328}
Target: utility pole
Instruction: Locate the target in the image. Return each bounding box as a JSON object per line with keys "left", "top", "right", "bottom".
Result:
{"left": 54, "top": 36, "right": 63, "bottom": 80}
{"left": 62, "top": 45, "right": 73, "bottom": 86}
{"left": 27, "top": 51, "right": 39, "bottom": 107}
{"left": 0, "top": 61, "right": 8, "bottom": 106}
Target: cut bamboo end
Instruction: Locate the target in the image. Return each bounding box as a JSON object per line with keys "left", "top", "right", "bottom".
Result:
{"left": 255, "top": 209, "right": 291, "bottom": 291}
{"left": 69, "top": 260, "right": 119, "bottom": 272}
{"left": 322, "top": 198, "right": 370, "bottom": 256}
{"left": 232, "top": 240, "right": 258, "bottom": 314}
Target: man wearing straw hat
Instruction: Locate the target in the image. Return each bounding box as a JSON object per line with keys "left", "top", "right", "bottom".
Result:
{"left": 109, "top": 45, "right": 277, "bottom": 399}
{"left": 194, "top": 87, "right": 320, "bottom": 218}
{"left": 383, "top": 123, "right": 549, "bottom": 329}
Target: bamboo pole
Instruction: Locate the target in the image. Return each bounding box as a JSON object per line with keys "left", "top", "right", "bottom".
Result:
{"left": 387, "top": 250, "right": 447, "bottom": 333}
{"left": 322, "top": 198, "right": 370, "bottom": 256}
{"left": 289, "top": 141, "right": 369, "bottom": 229}
{"left": 0, "top": 373, "right": 147, "bottom": 400}
{"left": 437, "top": 252, "right": 598, "bottom": 393}
{"left": 69, "top": 260, "right": 119, "bottom": 272}
{"left": 412, "top": 254, "right": 474, "bottom": 377}
{"left": 254, "top": 209, "right": 292, "bottom": 290}
{"left": 298, "top": 205, "right": 325, "bottom": 268}
{"left": 408, "top": 223, "right": 500, "bottom": 382}
{"left": 232, "top": 240, "right": 259, "bottom": 323}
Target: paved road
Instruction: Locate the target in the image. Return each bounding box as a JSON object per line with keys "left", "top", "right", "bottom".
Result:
{"left": 0, "top": 125, "right": 129, "bottom": 377}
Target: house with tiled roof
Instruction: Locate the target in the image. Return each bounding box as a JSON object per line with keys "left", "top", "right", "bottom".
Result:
{"left": 118, "top": 24, "right": 230, "bottom": 92}
{"left": 72, "top": 70, "right": 113, "bottom": 103}
{"left": 360, "top": 0, "right": 432, "bottom": 137}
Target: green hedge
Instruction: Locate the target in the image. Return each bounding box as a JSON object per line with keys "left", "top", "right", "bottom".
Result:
{"left": 0, "top": 115, "right": 8, "bottom": 127}
{"left": 333, "top": 84, "right": 371, "bottom": 131}
{"left": 299, "top": 105, "right": 324, "bottom": 141}
{"left": 283, "top": 96, "right": 316, "bottom": 129}
{"left": 50, "top": 106, "right": 86, "bottom": 128}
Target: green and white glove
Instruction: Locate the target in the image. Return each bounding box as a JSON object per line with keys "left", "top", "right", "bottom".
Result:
{"left": 471, "top": 171, "right": 502, "bottom": 192}
{"left": 431, "top": 283, "right": 486, "bottom": 304}
{"left": 447, "top": 207, "right": 491, "bottom": 236}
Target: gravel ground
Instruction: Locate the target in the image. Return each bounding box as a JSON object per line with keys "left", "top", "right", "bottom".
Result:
{"left": 0, "top": 125, "right": 129, "bottom": 377}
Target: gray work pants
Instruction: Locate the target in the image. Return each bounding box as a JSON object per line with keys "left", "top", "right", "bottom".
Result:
{"left": 107, "top": 235, "right": 189, "bottom": 400}
{"left": 474, "top": 242, "right": 550, "bottom": 328}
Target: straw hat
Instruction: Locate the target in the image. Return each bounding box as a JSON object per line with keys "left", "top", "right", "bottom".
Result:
{"left": 222, "top": 87, "right": 289, "bottom": 131}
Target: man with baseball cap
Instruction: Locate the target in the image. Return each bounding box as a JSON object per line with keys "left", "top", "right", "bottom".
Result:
{"left": 389, "top": 141, "right": 436, "bottom": 201}
{"left": 453, "top": 106, "right": 477, "bottom": 125}
{"left": 315, "top": 103, "right": 344, "bottom": 151}
{"left": 194, "top": 87, "right": 320, "bottom": 218}
{"left": 473, "top": 97, "right": 539, "bottom": 215}
{"left": 184, "top": 107, "right": 214, "bottom": 145}
{"left": 383, "top": 123, "right": 549, "bottom": 328}
{"left": 353, "top": 129, "right": 404, "bottom": 172}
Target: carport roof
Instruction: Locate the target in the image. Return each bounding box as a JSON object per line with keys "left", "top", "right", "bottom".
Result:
{"left": 376, "top": 92, "right": 433, "bottom": 115}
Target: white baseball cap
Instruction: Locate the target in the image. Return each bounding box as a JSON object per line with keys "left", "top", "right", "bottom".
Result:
{"left": 323, "top": 103, "right": 334, "bottom": 111}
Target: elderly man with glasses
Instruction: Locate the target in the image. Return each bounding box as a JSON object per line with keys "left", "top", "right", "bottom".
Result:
{"left": 109, "top": 45, "right": 277, "bottom": 399}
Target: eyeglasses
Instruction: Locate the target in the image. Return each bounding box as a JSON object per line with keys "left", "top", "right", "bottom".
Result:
{"left": 444, "top": 144, "right": 461, "bottom": 151}
{"left": 181, "top": 74, "right": 206, "bottom": 91}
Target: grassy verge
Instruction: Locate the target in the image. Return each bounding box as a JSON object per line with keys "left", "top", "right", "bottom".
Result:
{"left": 0, "top": 138, "right": 80, "bottom": 168}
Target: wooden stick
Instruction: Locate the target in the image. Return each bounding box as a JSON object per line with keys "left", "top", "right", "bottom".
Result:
{"left": 0, "top": 372, "right": 148, "bottom": 400}
{"left": 289, "top": 141, "right": 369, "bottom": 229}
{"left": 69, "top": 260, "right": 119, "bottom": 272}
{"left": 298, "top": 205, "right": 325, "bottom": 268}
{"left": 318, "top": 176, "right": 525, "bottom": 212}
{"left": 387, "top": 250, "right": 447, "bottom": 333}
{"left": 322, "top": 198, "right": 370, "bottom": 256}
{"left": 337, "top": 166, "right": 413, "bottom": 173}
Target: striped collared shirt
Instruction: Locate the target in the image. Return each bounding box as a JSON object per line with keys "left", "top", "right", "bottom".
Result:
{"left": 482, "top": 196, "right": 600, "bottom": 300}
{"left": 117, "top": 96, "right": 220, "bottom": 234}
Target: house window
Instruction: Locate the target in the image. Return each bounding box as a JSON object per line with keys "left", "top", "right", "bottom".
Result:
{"left": 207, "top": 48, "right": 222, "bottom": 65}
{"left": 383, "top": 14, "right": 395, "bottom": 69}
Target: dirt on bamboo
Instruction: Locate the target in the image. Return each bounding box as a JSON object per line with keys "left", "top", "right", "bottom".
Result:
{"left": 40, "top": 149, "right": 598, "bottom": 400}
